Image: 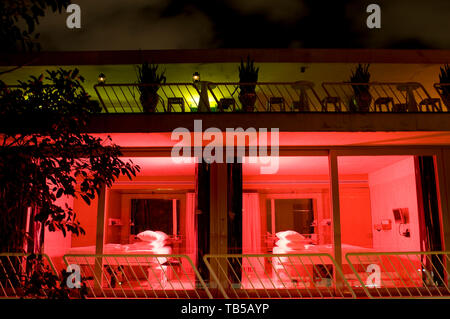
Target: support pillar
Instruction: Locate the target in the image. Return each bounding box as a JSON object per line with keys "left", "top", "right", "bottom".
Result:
{"left": 329, "top": 151, "right": 344, "bottom": 292}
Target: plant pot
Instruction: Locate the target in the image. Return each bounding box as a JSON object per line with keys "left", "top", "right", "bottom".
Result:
{"left": 140, "top": 91, "right": 159, "bottom": 113}
{"left": 239, "top": 92, "right": 257, "bottom": 112}
{"left": 442, "top": 94, "right": 450, "bottom": 110}
{"left": 355, "top": 91, "right": 372, "bottom": 112}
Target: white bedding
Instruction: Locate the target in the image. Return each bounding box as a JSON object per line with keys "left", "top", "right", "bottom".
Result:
{"left": 272, "top": 243, "right": 375, "bottom": 265}
{"left": 273, "top": 243, "right": 373, "bottom": 254}
{"left": 67, "top": 243, "right": 172, "bottom": 255}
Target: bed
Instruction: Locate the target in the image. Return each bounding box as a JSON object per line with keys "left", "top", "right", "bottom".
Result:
{"left": 270, "top": 231, "right": 378, "bottom": 286}
{"left": 65, "top": 231, "right": 177, "bottom": 288}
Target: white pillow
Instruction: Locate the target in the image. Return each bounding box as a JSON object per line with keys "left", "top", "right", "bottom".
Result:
{"left": 272, "top": 246, "right": 294, "bottom": 254}
{"left": 137, "top": 230, "right": 169, "bottom": 242}
{"left": 275, "top": 230, "right": 306, "bottom": 242}
{"left": 149, "top": 239, "right": 166, "bottom": 248}
{"left": 275, "top": 239, "right": 306, "bottom": 249}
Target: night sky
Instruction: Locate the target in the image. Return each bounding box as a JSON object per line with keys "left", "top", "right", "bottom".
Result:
{"left": 28, "top": 0, "right": 450, "bottom": 51}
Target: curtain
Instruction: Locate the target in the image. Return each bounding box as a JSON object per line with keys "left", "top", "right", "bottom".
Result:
{"left": 415, "top": 156, "right": 444, "bottom": 286}
{"left": 195, "top": 162, "right": 210, "bottom": 281}
{"left": 227, "top": 163, "right": 242, "bottom": 254}
{"left": 242, "top": 193, "right": 264, "bottom": 274}
{"left": 131, "top": 199, "right": 173, "bottom": 235}
{"left": 186, "top": 193, "right": 197, "bottom": 267}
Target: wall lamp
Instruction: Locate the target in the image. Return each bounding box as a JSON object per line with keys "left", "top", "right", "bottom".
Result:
{"left": 192, "top": 72, "right": 200, "bottom": 83}
{"left": 98, "top": 73, "right": 106, "bottom": 84}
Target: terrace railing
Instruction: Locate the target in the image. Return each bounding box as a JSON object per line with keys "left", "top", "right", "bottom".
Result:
{"left": 94, "top": 81, "right": 447, "bottom": 113}
{"left": 93, "top": 83, "right": 204, "bottom": 113}
{"left": 0, "top": 253, "right": 57, "bottom": 298}
{"left": 434, "top": 83, "right": 450, "bottom": 111}
{"left": 93, "top": 81, "right": 326, "bottom": 113}
{"left": 63, "top": 254, "right": 212, "bottom": 299}
{"left": 203, "top": 253, "right": 356, "bottom": 299}
{"left": 322, "top": 82, "right": 443, "bottom": 112}
{"left": 207, "top": 81, "right": 325, "bottom": 112}
{"left": 2, "top": 251, "right": 450, "bottom": 299}
{"left": 345, "top": 251, "right": 450, "bottom": 298}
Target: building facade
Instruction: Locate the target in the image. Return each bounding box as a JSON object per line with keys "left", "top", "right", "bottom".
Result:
{"left": 2, "top": 49, "right": 450, "bottom": 298}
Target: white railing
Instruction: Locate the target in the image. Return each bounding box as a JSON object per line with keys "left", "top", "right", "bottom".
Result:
{"left": 0, "top": 253, "right": 57, "bottom": 298}
{"left": 63, "top": 254, "right": 212, "bottom": 299}
{"left": 203, "top": 253, "right": 355, "bottom": 299}
{"left": 345, "top": 251, "right": 450, "bottom": 298}
{"left": 2, "top": 251, "right": 449, "bottom": 299}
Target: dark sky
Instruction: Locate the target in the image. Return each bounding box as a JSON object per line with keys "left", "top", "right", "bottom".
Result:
{"left": 34, "top": 0, "right": 450, "bottom": 51}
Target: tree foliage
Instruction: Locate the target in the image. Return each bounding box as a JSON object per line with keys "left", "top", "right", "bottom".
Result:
{"left": 0, "top": 0, "right": 71, "bottom": 52}
{"left": 21, "top": 254, "right": 88, "bottom": 299}
{"left": 0, "top": 68, "right": 140, "bottom": 252}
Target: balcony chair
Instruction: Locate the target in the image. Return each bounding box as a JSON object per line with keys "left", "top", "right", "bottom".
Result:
{"left": 321, "top": 96, "right": 342, "bottom": 112}
{"left": 167, "top": 97, "right": 185, "bottom": 112}
{"left": 374, "top": 97, "right": 394, "bottom": 112}
{"left": 218, "top": 97, "right": 236, "bottom": 112}
{"left": 267, "top": 97, "right": 286, "bottom": 112}
{"left": 418, "top": 97, "right": 442, "bottom": 112}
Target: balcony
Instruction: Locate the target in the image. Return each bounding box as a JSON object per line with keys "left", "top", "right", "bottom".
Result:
{"left": 94, "top": 81, "right": 450, "bottom": 114}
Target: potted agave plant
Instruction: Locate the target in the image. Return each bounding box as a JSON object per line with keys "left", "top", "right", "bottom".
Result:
{"left": 238, "top": 56, "right": 259, "bottom": 112}
{"left": 349, "top": 64, "right": 371, "bottom": 112}
{"left": 438, "top": 64, "right": 450, "bottom": 110}
{"left": 136, "top": 62, "right": 166, "bottom": 113}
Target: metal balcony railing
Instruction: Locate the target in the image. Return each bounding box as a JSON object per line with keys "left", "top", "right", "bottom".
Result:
{"left": 93, "top": 82, "right": 325, "bottom": 113}
{"left": 1, "top": 251, "right": 450, "bottom": 299}
{"left": 203, "top": 253, "right": 355, "bottom": 299}
{"left": 93, "top": 83, "right": 204, "bottom": 113}
{"left": 345, "top": 251, "right": 450, "bottom": 298}
{"left": 4, "top": 81, "right": 448, "bottom": 114}
{"left": 94, "top": 81, "right": 448, "bottom": 114}
{"left": 63, "top": 254, "right": 211, "bottom": 299}
{"left": 207, "top": 81, "right": 324, "bottom": 112}
{"left": 0, "top": 253, "right": 57, "bottom": 298}
{"left": 434, "top": 83, "right": 450, "bottom": 110}
{"left": 322, "top": 82, "right": 443, "bottom": 112}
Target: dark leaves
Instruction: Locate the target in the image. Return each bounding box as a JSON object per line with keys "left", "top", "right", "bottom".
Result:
{"left": 0, "top": 0, "right": 72, "bottom": 53}
{"left": 0, "top": 68, "right": 140, "bottom": 251}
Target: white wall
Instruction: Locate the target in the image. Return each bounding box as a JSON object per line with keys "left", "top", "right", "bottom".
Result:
{"left": 368, "top": 157, "right": 421, "bottom": 252}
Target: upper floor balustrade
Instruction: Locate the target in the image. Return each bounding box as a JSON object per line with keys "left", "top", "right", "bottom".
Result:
{"left": 93, "top": 81, "right": 450, "bottom": 114}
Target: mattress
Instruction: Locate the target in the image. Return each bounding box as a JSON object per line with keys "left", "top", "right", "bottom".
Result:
{"left": 65, "top": 243, "right": 173, "bottom": 265}
{"left": 67, "top": 243, "right": 172, "bottom": 254}
{"left": 272, "top": 243, "right": 376, "bottom": 265}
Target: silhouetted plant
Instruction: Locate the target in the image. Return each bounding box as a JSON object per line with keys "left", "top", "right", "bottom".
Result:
{"left": 238, "top": 56, "right": 259, "bottom": 112}
{"left": 438, "top": 64, "right": 450, "bottom": 108}
{"left": 349, "top": 64, "right": 371, "bottom": 112}
{"left": 136, "top": 62, "right": 167, "bottom": 112}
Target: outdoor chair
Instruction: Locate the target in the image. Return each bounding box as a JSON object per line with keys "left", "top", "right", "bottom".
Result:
{"left": 167, "top": 97, "right": 185, "bottom": 112}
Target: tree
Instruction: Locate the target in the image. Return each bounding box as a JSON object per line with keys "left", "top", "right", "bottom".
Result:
{"left": 0, "top": 0, "right": 71, "bottom": 53}
{"left": 0, "top": 68, "right": 140, "bottom": 253}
